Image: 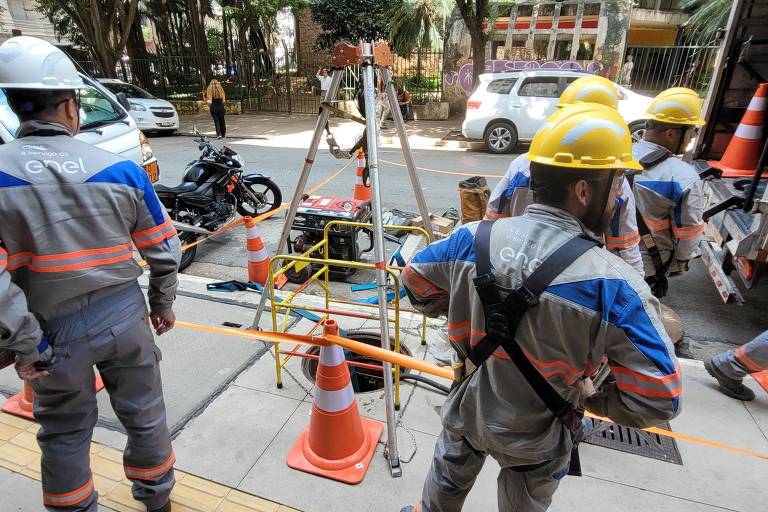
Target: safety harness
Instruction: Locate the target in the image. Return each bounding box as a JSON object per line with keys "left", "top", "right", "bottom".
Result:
{"left": 467, "top": 220, "right": 599, "bottom": 475}
{"left": 632, "top": 148, "right": 675, "bottom": 298}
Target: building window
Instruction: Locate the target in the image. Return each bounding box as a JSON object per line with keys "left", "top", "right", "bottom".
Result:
{"left": 576, "top": 37, "right": 596, "bottom": 60}
{"left": 7, "top": 0, "right": 30, "bottom": 20}
{"left": 518, "top": 5, "right": 533, "bottom": 17}
{"left": 538, "top": 4, "right": 555, "bottom": 17}
{"left": 518, "top": 77, "right": 560, "bottom": 98}
{"left": 553, "top": 35, "right": 573, "bottom": 60}
{"left": 497, "top": 4, "right": 513, "bottom": 17}
{"left": 584, "top": 3, "right": 601, "bottom": 16}
{"left": 560, "top": 3, "right": 578, "bottom": 16}
{"left": 533, "top": 34, "right": 549, "bottom": 60}
{"left": 491, "top": 41, "right": 506, "bottom": 59}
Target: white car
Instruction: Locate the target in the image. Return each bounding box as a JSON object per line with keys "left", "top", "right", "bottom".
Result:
{"left": 0, "top": 74, "right": 160, "bottom": 182}
{"left": 98, "top": 79, "right": 179, "bottom": 135}
{"left": 461, "top": 70, "right": 653, "bottom": 154}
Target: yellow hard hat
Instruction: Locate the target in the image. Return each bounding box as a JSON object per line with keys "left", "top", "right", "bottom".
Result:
{"left": 557, "top": 75, "right": 619, "bottom": 110}
{"left": 646, "top": 87, "right": 705, "bottom": 126}
{"left": 527, "top": 104, "right": 642, "bottom": 171}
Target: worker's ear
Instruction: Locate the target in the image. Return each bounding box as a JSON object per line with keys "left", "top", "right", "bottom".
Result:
{"left": 573, "top": 179, "right": 591, "bottom": 208}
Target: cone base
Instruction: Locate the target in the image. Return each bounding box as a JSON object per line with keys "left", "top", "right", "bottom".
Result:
{"left": 708, "top": 160, "right": 768, "bottom": 179}
{"left": 1, "top": 392, "right": 35, "bottom": 420}
{"left": 286, "top": 416, "right": 384, "bottom": 484}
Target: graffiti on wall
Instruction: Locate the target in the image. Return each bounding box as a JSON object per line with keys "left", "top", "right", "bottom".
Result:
{"left": 444, "top": 59, "right": 601, "bottom": 96}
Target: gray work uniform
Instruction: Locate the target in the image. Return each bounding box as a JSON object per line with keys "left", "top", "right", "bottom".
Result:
{"left": 0, "top": 121, "right": 181, "bottom": 511}
{"left": 631, "top": 140, "right": 704, "bottom": 277}
{"left": 485, "top": 154, "right": 644, "bottom": 276}
{"left": 402, "top": 205, "right": 681, "bottom": 512}
{"left": 713, "top": 330, "right": 768, "bottom": 380}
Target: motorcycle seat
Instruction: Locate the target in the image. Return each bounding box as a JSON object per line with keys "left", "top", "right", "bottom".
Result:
{"left": 154, "top": 182, "right": 197, "bottom": 194}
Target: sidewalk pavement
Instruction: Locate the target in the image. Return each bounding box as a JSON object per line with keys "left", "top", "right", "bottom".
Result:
{"left": 177, "top": 112, "right": 485, "bottom": 151}
{"left": 2, "top": 271, "right": 766, "bottom": 511}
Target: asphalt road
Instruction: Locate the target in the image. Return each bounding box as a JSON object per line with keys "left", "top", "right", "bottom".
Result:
{"left": 148, "top": 135, "right": 768, "bottom": 356}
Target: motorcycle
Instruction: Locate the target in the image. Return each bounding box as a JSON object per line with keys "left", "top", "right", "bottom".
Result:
{"left": 154, "top": 131, "right": 282, "bottom": 271}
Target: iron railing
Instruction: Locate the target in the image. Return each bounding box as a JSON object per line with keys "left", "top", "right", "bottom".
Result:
{"left": 622, "top": 45, "right": 720, "bottom": 96}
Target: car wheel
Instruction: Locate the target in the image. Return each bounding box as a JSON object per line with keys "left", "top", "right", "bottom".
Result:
{"left": 484, "top": 122, "right": 518, "bottom": 154}
{"left": 630, "top": 121, "right": 646, "bottom": 143}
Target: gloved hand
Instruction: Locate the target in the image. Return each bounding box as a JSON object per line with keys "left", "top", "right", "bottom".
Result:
{"left": 15, "top": 335, "right": 53, "bottom": 381}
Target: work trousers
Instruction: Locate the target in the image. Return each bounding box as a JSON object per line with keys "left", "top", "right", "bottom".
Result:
{"left": 417, "top": 428, "right": 570, "bottom": 512}
{"left": 31, "top": 284, "right": 175, "bottom": 511}
{"left": 210, "top": 103, "right": 226, "bottom": 137}
{"left": 713, "top": 329, "right": 768, "bottom": 379}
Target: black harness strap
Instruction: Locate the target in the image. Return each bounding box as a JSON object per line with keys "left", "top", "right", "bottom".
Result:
{"left": 468, "top": 220, "right": 598, "bottom": 436}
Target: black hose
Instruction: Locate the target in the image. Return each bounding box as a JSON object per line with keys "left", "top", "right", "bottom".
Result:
{"left": 400, "top": 373, "right": 450, "bottom": 394}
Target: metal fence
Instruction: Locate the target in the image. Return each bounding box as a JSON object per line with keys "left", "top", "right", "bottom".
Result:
{"left": 623, "top": 45, "right": 720, "bottom": 96}
{"left": 74, "top": 48, "right": 443, "bottom": 114}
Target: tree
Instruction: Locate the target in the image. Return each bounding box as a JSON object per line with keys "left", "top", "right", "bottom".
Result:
{"left": 454, "top": 0, "right": 489, "bottom": 92}
{"left": 37, "top": 0, "right": 140, "bottom": 78}
{"left": 389, "top": 0, "right": 451, "bottom": 55}
{"left": 310, "top": 0, "right": 401, "bottom": 49}
{"left": 681, "top": 0, "right": 732, "bottom": 43}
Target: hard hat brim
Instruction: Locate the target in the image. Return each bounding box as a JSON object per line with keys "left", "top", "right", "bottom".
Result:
{"left": 0, "top": 82, "right": 83, "bottom": 90}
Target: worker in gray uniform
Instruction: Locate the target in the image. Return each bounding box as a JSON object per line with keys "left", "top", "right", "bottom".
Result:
{"left": 706, "top": 331, "right": 768, "bottom": 401}
{"left": 400, "top": 104, "right": 681, "bottom": 512}
{"left": 0, "top": 36, "right": 180, "bottom": 512}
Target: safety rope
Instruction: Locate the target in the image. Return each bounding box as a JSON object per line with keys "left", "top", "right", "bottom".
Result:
{"left": 380, "top": 158, "right": 505, "bottom": 179}
{"left": 173, "top": 320, "right": 768, "bottom": 462}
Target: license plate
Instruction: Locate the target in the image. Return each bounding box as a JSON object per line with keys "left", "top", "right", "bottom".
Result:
{"left": 142, "top": 160, "right": 160, "bottom": 183}
{"left": 158, "top": 122, "right": 175, "bottom": 127}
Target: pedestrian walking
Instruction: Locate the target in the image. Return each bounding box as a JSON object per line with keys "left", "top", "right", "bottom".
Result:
{"left": 316, "top": 67, "right": 332, "bottom": 100}
{"left": 204, "top": 79, "right": 227, "bottom": 139}
{"left": 0, "top": 36, "right": 181, "bottom": 512}
{"left": 401, "top": 103, "right": 681, "bottom": 512}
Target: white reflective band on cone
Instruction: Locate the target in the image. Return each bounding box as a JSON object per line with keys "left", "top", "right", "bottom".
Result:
{"left": 246, "top": 226, "right": 262, "bottom": 238}
{"left": 735, "top": 124, "right": 763, "bottom": 140}
{"left": 355, "top": 177, "right": 364, "bottom": 185}
{"left": 319, "top": 344, "right": 346, "bottom": 366}
{"left": 248, "top": 249, "right": 269, "bottom": 262}
{"left": 314, "top": 381, "right": 355, "bottom": 413}
{"left": 747, "top": 96, "right": 766, "bottom": 111}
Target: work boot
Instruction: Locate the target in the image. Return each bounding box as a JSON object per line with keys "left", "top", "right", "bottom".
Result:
{"left": 704, "top": 358, "right": 755, "bottom": 401}
{"left": 149, "top": 501, "right": 172, "bottom": 512}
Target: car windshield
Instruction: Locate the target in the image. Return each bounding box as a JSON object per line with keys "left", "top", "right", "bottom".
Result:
{"left": 103, "top": 82, "right": 155, "bottom": 100}
{"left": 0, "top": 80, "right": 127, "bottom": 135}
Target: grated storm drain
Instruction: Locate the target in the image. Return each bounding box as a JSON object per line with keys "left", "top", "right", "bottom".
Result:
{"left": 583, "top": 419, "right": 683, "bottom": 465}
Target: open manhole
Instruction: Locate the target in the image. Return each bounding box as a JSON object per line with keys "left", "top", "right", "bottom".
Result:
{"left": 583, "top": 419, "right": 683, "bottom": 465}
{"left": 301, "top": 330, "right": 411, "bottom": 393}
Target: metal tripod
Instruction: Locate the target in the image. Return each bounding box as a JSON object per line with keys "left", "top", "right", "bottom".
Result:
{"left": 250, "top": 40, "right": 432, "bottom": 478}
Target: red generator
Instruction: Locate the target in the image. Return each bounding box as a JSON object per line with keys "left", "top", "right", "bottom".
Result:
{"left": 287, "top": 195, "right": 373, "bottom": 283}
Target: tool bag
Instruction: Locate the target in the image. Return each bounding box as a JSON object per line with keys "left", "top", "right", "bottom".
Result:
{"left": 468, "top": 220, "right": 598, "bottom": 476}
{"left": 632, "top": 148, "right": 675, "bottom": 298}
{"left": 458, "top": 176, "right": 491, "bottom": 224}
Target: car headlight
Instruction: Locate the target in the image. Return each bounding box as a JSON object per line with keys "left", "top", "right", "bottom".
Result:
{"left": 130, "top": 102, "right": 147, "bottom": 111}
{"left": 139, "top": 132, "right": 154, "bottom": 162}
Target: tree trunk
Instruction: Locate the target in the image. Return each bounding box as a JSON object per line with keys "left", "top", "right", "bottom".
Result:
{"left": 223, "top": 9, "right": 231, "bottom": 72}
{"left": 126, "top": 19, "right": 153, "bottom": 89}
{"left": 238, "top": 23, "right": 252, "bottom": 89}
{"left": 469, "top": 30, "right": 485, "bottom": 94}
{"left": 95, "top": 45, "right": 117, "bottom": 78}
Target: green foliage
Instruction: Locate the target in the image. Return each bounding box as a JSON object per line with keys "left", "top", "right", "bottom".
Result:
{"left": 310, "top": 0, "right": 402, "bottom": 49}
{"left": 680, "top": 0, "right": 731, "bottom": 41}
{"left": 207, "top": 27, "right": 225, "bottom": 55}
{"left": 389, "top": 0, "right": 452, "bottom": 56}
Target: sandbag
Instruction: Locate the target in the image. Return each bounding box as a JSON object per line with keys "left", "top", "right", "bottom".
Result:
{"left": 458, "top": 176, "right": 490, "bottom": 224}
{"left": 659, "top": 303, "right": 684, "bottom": 345}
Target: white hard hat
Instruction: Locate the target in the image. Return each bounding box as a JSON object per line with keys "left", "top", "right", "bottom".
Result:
{"left": 0, "top": 36, "right": 83, "bottom": 90}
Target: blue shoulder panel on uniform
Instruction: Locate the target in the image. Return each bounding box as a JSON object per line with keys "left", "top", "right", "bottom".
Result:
{"left": 548, "top": 278, "right": 676, "bottom": 376}
{"left": 638, "top": 180, "right": 684, "bottom": 227}
{"left": 0, "top": 170, "right": 30, "bottom": 188}
{"left": 86, "top": 160, "right": 165, "bottom": 225}
{"left": 412, "top": 226, "right": 477, "bottom": 265}
{"left": 504, "top": 172, "right": 530, "bottom": 198}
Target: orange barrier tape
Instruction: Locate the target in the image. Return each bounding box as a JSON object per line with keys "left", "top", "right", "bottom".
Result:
{"left": 174, "top": 319, "right": 768, "bottom": 462}
{"left": 380, "top": 158, "right": 505, "bottom": 179}
{"left": 139, "top": 157, "right": 355, "bottom": 267}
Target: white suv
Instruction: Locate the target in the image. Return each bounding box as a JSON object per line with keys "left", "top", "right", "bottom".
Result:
{"left": 462, "top": 70, "right": 652, "bottom": 154}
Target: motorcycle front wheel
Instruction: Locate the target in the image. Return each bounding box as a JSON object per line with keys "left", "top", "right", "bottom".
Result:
{"left": 237, "top": 178, "right": 282, "bottom": 217}
{"left": 178, "top": 231, "right": 199, "bottom": 272}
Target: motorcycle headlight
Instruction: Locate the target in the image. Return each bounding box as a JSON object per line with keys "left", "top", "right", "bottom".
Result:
{"left": 139, "top": 132, "right": 154, "bottom": 162}
{"left": 231, "top": 153, "right": 245, "bottom": 167}
{"left": 130, "top": 102, "right": 147, "bottom": 111}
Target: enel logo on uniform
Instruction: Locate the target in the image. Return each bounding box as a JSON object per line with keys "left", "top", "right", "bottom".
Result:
{"left": 25, "top": 158, "right": 88, "bottom": 174}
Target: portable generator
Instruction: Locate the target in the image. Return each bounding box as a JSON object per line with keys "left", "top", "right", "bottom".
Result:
{"left": 286, "top": 195, "right": 373, "bottom": 283}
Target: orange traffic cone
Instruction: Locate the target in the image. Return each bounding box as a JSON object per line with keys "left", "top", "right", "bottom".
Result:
{"left": 709, "top": 83, "right": 767, "bottom": 177}
{"left": 286, "top": 320, "right": 383, "bottom": 484}
{"left": 2, "top": 370, "right": 104, "bottom": 421}
{"left": 354, "top": 149, "right": 371, "bottom": 201}
{"left": 245, "top": 216, "right": 270, "bottom": 285}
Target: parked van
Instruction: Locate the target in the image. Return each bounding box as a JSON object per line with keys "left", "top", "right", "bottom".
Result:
{"left": 0, "top": 73, "right": 159, "bottom": 181}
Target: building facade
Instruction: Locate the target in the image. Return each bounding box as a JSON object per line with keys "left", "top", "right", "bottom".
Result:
{"left": 0, "top": 0, "right": 70, "bottom": 45}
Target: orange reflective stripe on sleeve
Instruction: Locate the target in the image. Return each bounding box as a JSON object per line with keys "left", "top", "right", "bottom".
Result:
{"left": 0, "top": 246, "right": 6, "bottom": 269}
{"left": 483, "top": 210, "right": 508, "bottom": 220}
{"left": 124, "top": 451, "right": 176, "bottom": 481}
{"left": 7, "top": 243, "right": 133, "bottom": 272}
{"left": 642, "top": 216, "right": 669, "bottom": 233}
{"left": 132, "top": 218, "right": 177, "bottom": 249}
{"left": 612, "top": 363, "right": 683, "bottom": 399}
{"left": 671, "top": 224, "right": 704, "bottom": 240}
{"left": 606, "top": 232, "right": 641, "bottom": 250}
{"left": 43, "top": 477, "right": 95, "bottom": 507}
{"left": 402, "top": 266, "right": 448, "bottom": 298}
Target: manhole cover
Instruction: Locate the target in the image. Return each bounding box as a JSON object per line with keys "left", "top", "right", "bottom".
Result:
{"left": 583, "top": 419, "right": 683, "bottom": 465}
{"left": 301, "top": 330, "right": 411, "bottom": 393}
